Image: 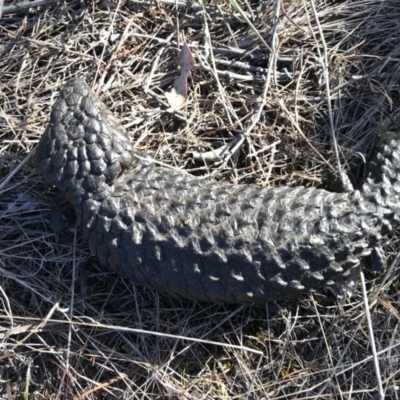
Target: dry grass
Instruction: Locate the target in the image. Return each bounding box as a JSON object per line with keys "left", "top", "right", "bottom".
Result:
{"left": 1, "top": 0, "right": 400, "bottom": 398}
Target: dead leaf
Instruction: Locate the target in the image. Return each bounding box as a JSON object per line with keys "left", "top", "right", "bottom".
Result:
{"left": 166, "top": 35, "right": 195, "bottom": 111}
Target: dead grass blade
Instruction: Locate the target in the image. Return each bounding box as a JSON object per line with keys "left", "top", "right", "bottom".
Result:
{"left": 2, "top": 0, "right": 400, "bottom": 398}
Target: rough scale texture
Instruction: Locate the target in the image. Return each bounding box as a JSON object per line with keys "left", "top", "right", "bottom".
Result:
{"left": 35, "top": 78, "right": 400, "bottom": 303}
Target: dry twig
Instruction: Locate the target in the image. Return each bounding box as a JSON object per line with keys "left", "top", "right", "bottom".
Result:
{"left": 1, "top": 0, "right": 400, "bottom": 398}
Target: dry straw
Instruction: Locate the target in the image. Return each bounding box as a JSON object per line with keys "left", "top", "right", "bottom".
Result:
{"left": 1, "top": 0, "right": 400, "bottom": 399}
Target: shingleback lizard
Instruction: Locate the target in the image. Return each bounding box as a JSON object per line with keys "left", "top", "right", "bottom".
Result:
{"left": 35, "top": 78, "right": 400, "bottom": 303}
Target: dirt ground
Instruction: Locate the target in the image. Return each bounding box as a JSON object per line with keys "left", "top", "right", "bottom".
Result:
{"left": 1, "top": 0, "right": 400, "bottom": 399}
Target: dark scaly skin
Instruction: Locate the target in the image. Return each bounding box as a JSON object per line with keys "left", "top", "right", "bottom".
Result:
{"left": 35, "top": 78, "right": 400, "bottom": 303}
